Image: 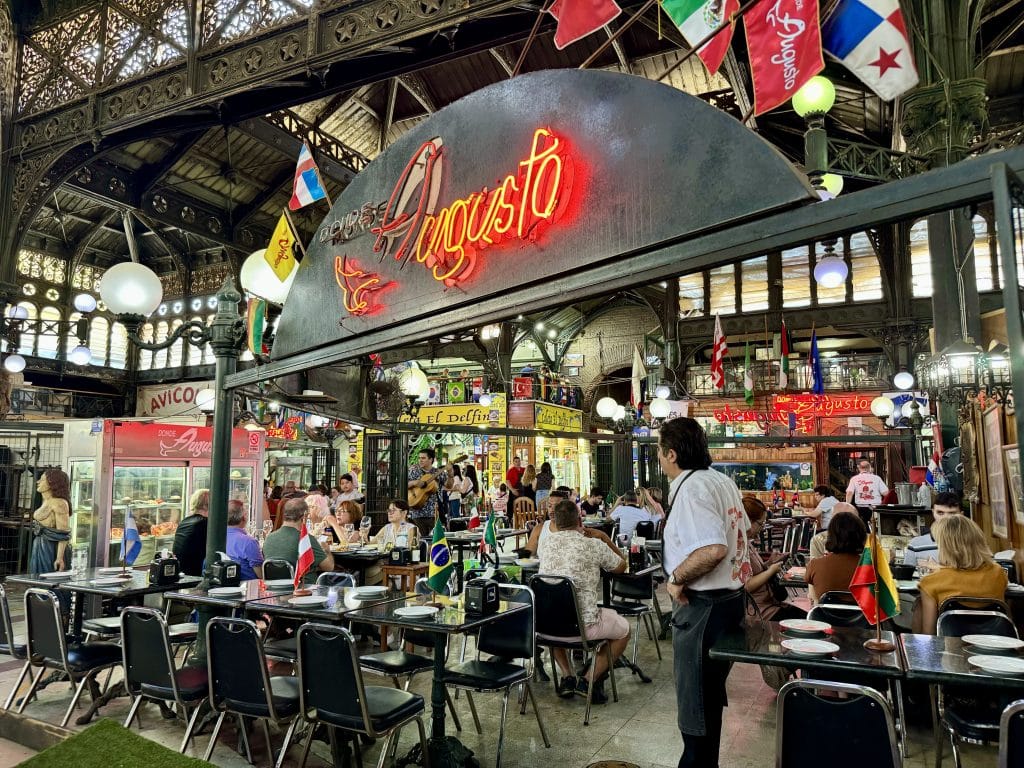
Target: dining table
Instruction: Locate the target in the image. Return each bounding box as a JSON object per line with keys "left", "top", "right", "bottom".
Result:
{"left": 445, "top": 528, "right": 528, "bottom": 591}
{"left": 344, "top": 592, "right": 527, "bottom": 767}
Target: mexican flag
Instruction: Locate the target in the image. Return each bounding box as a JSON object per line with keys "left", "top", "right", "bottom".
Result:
{"left": 779, "top": 318, "right": 790, "bottom": 390}
{"left": 743, "top": 341, "right": 754, "bottom": 406}
{"left": 427, "top": 518, "right": 454, "bottom": 594}
{"left": 849, "top": 534, "right": 900, "bottom": 624}
{"left": 479, "top": 513, "right": 498, "bottom": 558}
{"left": 661, "top": 0, "right": 739, "bottom": 76}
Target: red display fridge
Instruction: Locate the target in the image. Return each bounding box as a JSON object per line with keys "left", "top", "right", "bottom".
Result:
{"left": 63, "top": 420, "right": 265, "bottom": 567}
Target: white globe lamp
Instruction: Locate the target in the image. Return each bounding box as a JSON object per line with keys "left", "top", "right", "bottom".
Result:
{"left": 100, "top": 262, "right": 163, "bottom": 316}
{"left": 195, "top": 388, "right": 216, "bottom": 413}
{"left": 73, "top": 293, "right": 97, "bottom": 313}
{"left": 240, "top": 249, "right": 297, "bottom": 305}
{"left": 399, "top": 367, "right": 428, "bottom": 398}
{"left": 68, "top": 345, "right": 92, "bottom": 365}
{"left": 613, "top": 404, "right": 626, "bottom": 422}
{"left": 893, "top": 370, "right": 914, "bottom": 390}
{"left": 7, "top": 306, "right": 28, "bottom": 321}
{"left": 821, "top": 173, "right": 845, "bottom": 198}
{"left": 479, "top": 393, "right": 493, "bottom": 407}
{"left": 649, "top": 397, "right": 671, "bottom": 419}
{"left": 3, "top": 354, "right": 26, "bottom": 373}
{"left": 654, "top": 384, "right": 671, "bottom": 400}
{"left": 596, "top": 396, "right": 617, "bottom": 419}
{"left": 870, "top": 396, "right": 895, "bottom": 418}
{"left": 792, "top": 76, "right": 836, "bottom": 117}
{"left": 813, "top": 256, "right": 848, "bottom": 288}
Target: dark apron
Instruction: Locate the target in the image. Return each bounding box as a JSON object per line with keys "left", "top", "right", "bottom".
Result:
{"left": 672, "top": 588, "right": 744, "bottom": 736}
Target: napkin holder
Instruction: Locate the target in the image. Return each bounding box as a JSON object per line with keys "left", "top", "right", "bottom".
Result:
{"left": 148, "top": 553, "right": 180, "bottom": 585}
{"left": 389, "top": 547, "right": 412, "bottom": 565}
{"left": 464, "top": 577, "right": 499, "bottom": 615}
{"left": 209, "top": 555, "right": 241, "bottom": 587}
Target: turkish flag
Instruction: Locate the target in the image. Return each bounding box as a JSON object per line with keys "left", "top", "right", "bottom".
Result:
{"left": 548, "top": 0, "right": 622, "bottom": 50}
{"left": 745, "top": 0, "right": 824, "bottom": 116}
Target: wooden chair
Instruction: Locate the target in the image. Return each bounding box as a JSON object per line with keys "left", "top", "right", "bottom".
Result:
{"left": 512, "top": 497, "right": 536, "bottom": 529}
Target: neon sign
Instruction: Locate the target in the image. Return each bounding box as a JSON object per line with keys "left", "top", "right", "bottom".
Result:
{"left": 333, "top": 256, "right": 392, "bottom": 316}
{"left": 713, "top": 393, "right": 873, "bottom": 433}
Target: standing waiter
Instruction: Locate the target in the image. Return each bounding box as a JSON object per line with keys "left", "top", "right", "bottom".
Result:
{"left": 658, "top": 418, "right": 750, "bottom": 768}
{"left": 845, "top": 459, "right": 889, "bottom": 524}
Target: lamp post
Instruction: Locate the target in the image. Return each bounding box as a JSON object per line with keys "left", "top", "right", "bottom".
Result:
{"left": 101, "top": 267, "right": 245, "bottom": 574}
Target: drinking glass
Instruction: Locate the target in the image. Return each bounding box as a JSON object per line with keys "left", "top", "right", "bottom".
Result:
{"left": 344, "top": 523, "right": 355, "bottom": 542}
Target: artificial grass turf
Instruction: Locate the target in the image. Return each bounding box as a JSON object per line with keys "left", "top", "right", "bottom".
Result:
{"left": 17, "top": 718, "right": 212, "bottom": 767}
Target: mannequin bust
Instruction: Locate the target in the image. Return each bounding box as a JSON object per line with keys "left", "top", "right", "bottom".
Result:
{"left": 32, "top": 469, "right": 71, "bottom": 572}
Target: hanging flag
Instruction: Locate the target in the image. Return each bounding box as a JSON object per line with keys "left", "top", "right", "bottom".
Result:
{"left": 479, "top": 512, "right": 498, "bottom": 558}
{"left": 925, "top": 450, "right": 941, "bottom": 486}
{"left": 293, "top": 521, "right": 315, "bottom": 587}
{"left": 264, "top": 214, "right": 298, "bottom": 282}
{"left": 512, "top": 377, "right": 533, "bottom": 400}
{"left": 823, "top": 0, "right": 918, "bottom": 101}
{"left": 631, "top": 344, "right": 647, "bottom": 406}
{"left": 710, "top": 314, "right": 728, "bottom": 391}
{"left": 246, "top": 298, "right": 268, "bottom": 356}
{"left": 446, "top": 380, "right": 466, "bottom": 404}
{"left": 809, "top": 329, "right": 824, "bottom": 394}
{"left": 849, "top": 533, "right": 900, "bottom": 624}
{"left": 743, "top": 341, "right": 754, "bottom": 406}
{"left": 661, "top": 0, "right": 740, "bottom": 76}
{"left": 548, "top": 0, "right": 622, "bottom": 50}
{"left": 779, "top": 318, "right": 790, "bottom": 390}
{"left": 120, "top": 507, "right": 142, "bottom": 566}
{"left": 745, "top": 0, "right": 825, "bottom": 115}
{"left": 427, "top": 518, "right": 454, "bottom": 594}
{"left": 288, "top": 143, "right": 328, "bottom": 211}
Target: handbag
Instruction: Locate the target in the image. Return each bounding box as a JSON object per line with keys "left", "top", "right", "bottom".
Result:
{"left": 768, "top": 574, "right": 790, "bottom": 603}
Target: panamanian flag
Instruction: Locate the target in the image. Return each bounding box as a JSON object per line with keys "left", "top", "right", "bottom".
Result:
{"left": 288, "top": 143, "right": 328, "bottom": 211}
{"left": 823, "top": 0, "right": 918, "bottom": 101}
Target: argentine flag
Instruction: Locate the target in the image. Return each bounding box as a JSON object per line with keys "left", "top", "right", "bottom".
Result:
{"left": 121, "top": 507, "right": 142, "bottom": 565}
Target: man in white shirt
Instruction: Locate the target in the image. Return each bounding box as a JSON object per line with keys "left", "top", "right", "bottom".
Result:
{"left": 659, "top": 417, "right": 749, "bottom": 768}
{"left": 903, "top": 492, "right": 962, "bottom": 570}
{"left": 334, "top": 473, "right": 363, "bottom": 505}
{"left": 845, "top": 460, "right": 888, "bottom": 522}
{"left": 807, "top": 485, "right": 839, "bottom": 530}
{"left": 610, "top": 491, "right": 656, "bottom": 539}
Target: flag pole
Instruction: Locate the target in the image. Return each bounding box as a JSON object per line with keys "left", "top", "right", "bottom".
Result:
{"left": 579, "top": 0, "right": 659, "bottom": 70}
{"left": 282, "top": 207, "right": 308, "bottom": 261}
{"left": 864, "top": 510, "right": 894, "bottom": 652}
{"left": 656, "top": 0, "right": 762, "bottom": 83}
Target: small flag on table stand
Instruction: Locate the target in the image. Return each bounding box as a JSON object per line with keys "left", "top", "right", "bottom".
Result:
{"left": 479, "top": 513, "right": 498, "bottom": 563}
{"left": 849, "top": 512, "right": 899, "bottom": 652}
{"left": 293, "top": 521, "right": 315, "bottom": 589}
{"left": 121, "top": 506, "right": 142, "bottom": 572}
{"left": 428, "top": 518, "right": 454, "bottom": 597}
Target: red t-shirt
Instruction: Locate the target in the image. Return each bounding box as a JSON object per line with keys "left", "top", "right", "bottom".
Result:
{"left": 506, "top": 466, "right": 524, "bottom": 488}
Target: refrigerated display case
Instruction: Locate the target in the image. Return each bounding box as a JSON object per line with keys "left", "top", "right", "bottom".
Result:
{"left": 65, "top": 420, "right": 264, "bottom": 567}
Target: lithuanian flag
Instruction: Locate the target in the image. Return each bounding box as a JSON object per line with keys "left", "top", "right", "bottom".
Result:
{"left": 849, "top": 534, "right": 900, "bottom": 624}
{"left": 427, "top": 518, "right": 453, "bottom": 594}
{"left": 246, "top": 298, "right": 268, "bottom": 356}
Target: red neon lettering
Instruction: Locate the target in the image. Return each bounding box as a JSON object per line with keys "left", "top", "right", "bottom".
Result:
{"left": 371, "top": 139, "right": 445, "bottom": 264}
{"left": 334, "top": 256, "right": 392, "bottom": 316}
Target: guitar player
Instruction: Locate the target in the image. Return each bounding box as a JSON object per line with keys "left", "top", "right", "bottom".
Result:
{"left": 408, "top": 448, "right": 450, "bottom": 538}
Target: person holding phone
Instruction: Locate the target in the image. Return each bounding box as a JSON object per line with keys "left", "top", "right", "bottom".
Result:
{"left": 741, "top": 497, "right": 806, "bottom": 622}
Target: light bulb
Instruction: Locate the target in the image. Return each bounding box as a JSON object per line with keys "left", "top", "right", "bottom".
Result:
{"left": 73, "top": 293, "right": 97, "bottom": 313}
{"left": 821, "top": 173, "right": 844, "bottom": 198}
{"left": 654, "top": 384, "right": 671, "bottom": 399}
{"left": 870, "top": 396, "right": 895, "bottom": 418}
{"left": 596, "top": 396, "right": 618, "bottom": 418}
{"left": 100, "top": 262, "right": 163, "bottom": 316}
{"left": 792, "top": 75, "right": 836, "bottom": 117}
{"left": 479, "top": 393, "right": 493, "bottom": 407}
{"left": 649, "top": 398, "right": 671, "bottom": 419}
{"left": 813, "top": 256, "right": 848, "bottom": 288}
{"left": 195, "top": 388, "right": 216, "bottom": 413}
{"left": 3, "top": 354, "right": 26, "bottom": 373}
{"left": 399, "top": 367, "right": 428, "bottom": 397}
{"left": 7, "top": 306, "right": 28, "bottom": 321}
{"left": 240, "top": 249, "right": 297, "bottom": 304}
{"left": 68, "top": 345, "right": 92, "bottom": 365}
{"left": 893, "top": 370, "right": 914, "bottom": 390}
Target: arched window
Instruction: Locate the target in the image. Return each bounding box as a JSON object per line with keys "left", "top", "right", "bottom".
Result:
{"left": 37, "top": 306, "right": 61, "bottom": 359}
{"left": 849, "top": 232, "right": 882, "bottom": 301}
{"left": 782, "top": 246, "right": 811, "bottom": 308}
{"left": 65, "top": 311, "right": 83, "bottom": 357}
{"left": 708, "top": 265, "right": 736, "bottom": 315}
{"left": 89, "top": 316, "right": 109, "bottom": 366}
{"left": 909, "top": 220, "right": 932, "bottom": 297}
{"left": 109, "top": 322, "right": 128, "bottom": 369}
{"left": 167, "top": 319, "right": 184, "bottom": 367}
{"left": 741, "top": 257, "right": 769, "bottom": 311}
{"left": 678, "top": 274, "right": 704, "bottom": 317}
{"left": 973, "top": 214, "right": 994, "bottom": 290}
{"left": 153, "top": 322, "right": 169, "bottom": 368}
{"left": 187, "top": 317, "right": 204, "bottom": 366}
{"left": 139, "top": 323, "right": 154, "bottom": 370}
{"left": 15, "top": 302, "right": 37, "bottom": 356}
{"left": 994, "top": 206, "right": 1024, "bottom": 289}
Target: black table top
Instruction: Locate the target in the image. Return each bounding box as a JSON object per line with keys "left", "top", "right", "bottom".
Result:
{"left": 7, "top": 568, "right": 200, "bottom": 596}
{"left": 246, "top": 585, "right": 403, "bottom": 622}
{"left": 344, "top": 593, "right": 527, "bottom": 635}
{"left": 899, "top": 633, "right": 1024, "bottom": 689}
{"left": 710, "top": 621, "right": 904, "bottom": 680}
{"left": 164, "top": 579, "right": 285, "bottom": 608}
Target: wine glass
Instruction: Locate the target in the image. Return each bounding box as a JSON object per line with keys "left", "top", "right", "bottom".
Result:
{"left": 344, "top": 523, "right": 355, "bottom": 543}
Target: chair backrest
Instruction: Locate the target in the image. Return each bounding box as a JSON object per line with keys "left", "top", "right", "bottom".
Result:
{"left": 777, "top": 679, "right": 900, "bottom": 768}
{"left": 634, "top": 521, "right": 656, "bottom": 540}
{"left": 477, "top": 584, "right": 534, "bottom": 661}
{"left": 449, "top": 519, "right": 468, "bottom": 532}
{"left": 819, "top": 590, "right": 858, "bottom": 607}
{"left": 121, "top": 606, "right": 178, "bottom": 698}
{"left": 996, "top": 559, "right": 1018, "bottom": 585}
{"left": 513, "top": 498, "right": 535, "bottom": 517}
{"left": 610, "top": 571, "right": 654, "bottom": 602}
{"left": 464, "top": 568, "right": 511, "bottom": 584}
{"left": 206, "top": 617, "right": 279, "bottom": 719}
{"left": 23, "top": 588, "right": 68, "bottom": 669}
{"left": 938, "top": 595, "right": 1011, "bottom": 616}
{"left": 316, "top": 572, "right": 356, "bottom": 589}
{"left": 937, "top": 609, "right": 1018, "bottom": 639}
{"left": 529, "top": 575, "right": 590, "bottom": 647}
{"left": 808, "top": 604, "right": 873, "bottom": 630}
{"left": 0, "top": 584, "right": 21, "bottom": 657}
{"left": 297, "top": 624, "right": 375, "bottom": 733}
{"left": 263, "top": 559, "right": 294, "bottom": 580}
{"left": 999, "top": 699, "right": 1024, "bottom": 768}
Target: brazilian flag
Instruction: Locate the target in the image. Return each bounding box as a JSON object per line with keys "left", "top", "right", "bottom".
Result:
{"left": 427, "top": 518, "right": 453, "bottom": 594}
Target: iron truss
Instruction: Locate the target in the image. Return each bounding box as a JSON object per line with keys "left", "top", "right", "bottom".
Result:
{"left": 826, "top": 139, "right": 927, "bottom": 182}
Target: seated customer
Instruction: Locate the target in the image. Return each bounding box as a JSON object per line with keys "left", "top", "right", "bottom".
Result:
{"left": 326, "top": 500, "right": 363, "bottom": 545}
{"left": 806, "top": 485, "right": 839, "bottom": 530}
{"left": 173, "top": 488, "right": 210, "bottom": 576}
{"left": 262, "top": 497, "right": 334, "bottom": 579}
{"left": 610, "top": 491, "right": 656, "bottom": 539}
{"left": 903, "top": 491, "right": 962, "bottom": 571}
{"left": 225, "top": 499, "right": 264, "bottom": 580}
{"left": 808, "top": 502, "right": 858, "bottom": 559}
{"left": 805, "top": 511, "right": 867, "bottom": 603}
{"left": 580, "top": 489, "right": 604, "bottom": 517}
{"left": 742, "top": 497, "right": 806, "bottom": 622}
{"left": 915, "top": 515, "right": 1008, "bottom": 634}
{"left": 366, "top": 499, "right": 419, "bottom": 549}
{"left": 538, "top": 499, "right": 629, "bottom": 703}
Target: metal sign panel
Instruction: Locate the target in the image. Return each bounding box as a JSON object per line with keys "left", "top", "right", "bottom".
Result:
{"left": 272, "top": 69, "right": 815, "bottom": 359}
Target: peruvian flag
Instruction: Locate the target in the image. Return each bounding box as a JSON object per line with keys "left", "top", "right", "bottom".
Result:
{"left": 548, "top": 0, "right": 622, "bottom": 50}
{"left": 294, "top": 521, "right": 315, "bottom": 587}
{"left": 710, "top": 314, "right": 727, "bottom": 391}
{"left": 745, "top": 0, "right": 825, "bottom": 116}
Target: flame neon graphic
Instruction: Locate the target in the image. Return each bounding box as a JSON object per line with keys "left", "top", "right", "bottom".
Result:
{"left": 334, "top": 256, "right": 392, "bottom": 316}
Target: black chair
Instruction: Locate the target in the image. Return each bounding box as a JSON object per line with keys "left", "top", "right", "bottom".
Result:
{"left": 204, "top": 617, "right": 300, "bottom": 767}
{"left": 936, "top": 609, "right": 1019, "bottom": 768}
{"left": 0, "top": 584, "right": 29, "bottom": 710}
{"left": 808, "top": 604, "right": 874, "bottom": 630}
{"left": 263, "top": 559, "right": 294, "bottom": 580}
{"left": 315, "top": 572, "right": 356, "bottom": 589}
{"left": 442, "top": 583, "right": 550, "bottom": 767}
{"left": 634, "top": 521, "right": 656, "bottom": 540}
{"left": 891, "top": 564, "right": 916, "bottom": 580}
{"left": 999, "top": 699, "right": 1024, "bottom": 768}
{"left": 819, "top": 590, "right": 859, "bottom": 607}
{"left": 19, "top": 588, "right": 122, "bottom": 727}
{"left": 120, "top": 606, "right": 208, "bottom": 754}
{"left": 296, "top": 623, "right": 429, "bottom": 768}
{"left": 776, "top": 679, "right": 901, "bottom": 768}
{"left": 938, "top": 596, "right": 1011, "bottom": 616}
{"left": 996, "top": 559, "right": 1018, "bottom": 585}
{"left": 605, "top": 569, "right": 661, "bottom": 667}
{"left": 530, "top": 574, "right": 618, "bottom": 726}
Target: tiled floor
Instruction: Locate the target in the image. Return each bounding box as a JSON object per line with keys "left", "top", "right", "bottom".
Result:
{"left": 0, "top": 586, "right": 1005, "bottom": 767}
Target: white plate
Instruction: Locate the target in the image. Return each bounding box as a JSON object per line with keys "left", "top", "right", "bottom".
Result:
{"left": 96, "top": 566, "right": 132, "bottom": 575}
{"left": 1006, "top": 583, "right": 1024, "bottom": 592}
{"left": 781, "top": 638, "right": 840, "bottom": 656}
{"left": 38, "top": 571, "right": 72, "bottom": 580}
{"left": 968, "top": 655, "right": 1024, "bottom": 676}
{"left": 394, "top": 605, "right": 439, "bottom": 618}
{"left": 962, "top": 635, "right": 1024, "bottom": 652}
{"left": 208, "top": 586, "right": 245, "bottom": 596}
{"left": 352, "top": 586, "right": 387, "bottom": 597}
{"left": 779, "top": 619, "right": 831, "bottom": 634}
{"left": 515, "top": 559, "right": 539, "bottom": 567}
{"left": 89, "top": 578, "right": 127, "bottom": 587}
{"left": 896, "top": 580, "right": 919, "bottom": 591}
{"left": 288, "top": 595, "right": 328, "bottom": 607}
{"left": 264, "top": 579, "right": 295, "bottom": 590}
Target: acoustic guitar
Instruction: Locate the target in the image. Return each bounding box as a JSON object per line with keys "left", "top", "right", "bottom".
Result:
{"left": 407, "top": 454, "right": 471, "bottom": 509}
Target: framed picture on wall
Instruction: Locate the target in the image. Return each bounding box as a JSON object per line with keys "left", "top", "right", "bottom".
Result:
{"left": 1004, "top": 445, "right": 1024, "bottom": 525}
{"left": 983, "top": 406, "right": 1009, "bottom": 539}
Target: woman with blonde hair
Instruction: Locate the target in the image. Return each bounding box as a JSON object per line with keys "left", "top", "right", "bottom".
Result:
{"left": 916, "top": 515, "right": 1008, "bottom": 634}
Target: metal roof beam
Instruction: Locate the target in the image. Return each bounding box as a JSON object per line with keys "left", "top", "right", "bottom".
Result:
{"left": 135, "top": 130, "right": 207, "bottom": 203}
{"left": 232, "top": 166, "right": 295, "bottom": 231}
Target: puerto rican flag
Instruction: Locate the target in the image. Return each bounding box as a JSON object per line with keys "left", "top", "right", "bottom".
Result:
{"left": 925, "top": 450, "right": 941, "bottom": 486}
{"left": 823, "top": 0, "right": 919, "bottom": 101}
{"left": 294, "top": 521, "right": 316, "bottom": 586}
{"left": 288, "top": 143, "right": 328, "bottom": 211}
